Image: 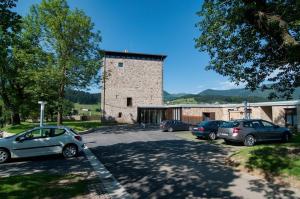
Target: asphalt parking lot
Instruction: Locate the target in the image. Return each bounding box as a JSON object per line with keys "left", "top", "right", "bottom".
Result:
{"left": 83, "top": 126, "right": 300, "bottom": 199}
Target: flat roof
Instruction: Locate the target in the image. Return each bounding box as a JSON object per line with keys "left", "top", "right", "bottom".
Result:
{"left": 138, "top": 100, "right": 300, "bottom": 109}
{"left": 101, "top": 50, "right": 167, "bottom": 60}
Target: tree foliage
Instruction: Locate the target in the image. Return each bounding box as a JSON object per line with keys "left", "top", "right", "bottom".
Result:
{"left": 28, "top": 0, "right": 102, "bottom": 124}
{"left": 0, "top": 0, "right": 23, "bottom": 124}
{"left": 196, "top": 0, "right": 300, "bottom": 99}
{"left": 65, "top": 89, "right": 100, "bottom": 104}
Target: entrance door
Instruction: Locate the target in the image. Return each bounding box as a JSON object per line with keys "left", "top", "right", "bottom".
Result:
{"left": 203, "top": 112, "right": 215, "bottom": 121}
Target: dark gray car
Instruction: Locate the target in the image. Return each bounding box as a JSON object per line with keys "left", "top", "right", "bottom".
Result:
{"left": 160, "top": 120, "right": 191, "bottom": 132}
{"left": 217, "top": 119, "right": 291, "bottom": 146}
{"left": 191, "top": 120, "right": 225, "bottom": 140}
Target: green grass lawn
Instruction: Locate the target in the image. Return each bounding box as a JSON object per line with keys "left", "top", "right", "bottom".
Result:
{"left": 74, "top": 103, "right": 101, "bottom": 116}
{"left": 230, "top": 133, "right": 300, "bottom": 180}
{"left": 0, "top": 120, "right": 111, "bottom": 134}
{"left": 0, "top": 173, "right": 94, "bottom": 199}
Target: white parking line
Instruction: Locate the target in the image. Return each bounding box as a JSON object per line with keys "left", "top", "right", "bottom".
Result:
{"left": 84, "top": 147, "right": 132, "bottom": 199}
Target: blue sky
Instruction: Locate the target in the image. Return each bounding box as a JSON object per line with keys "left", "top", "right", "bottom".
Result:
{"left": 15, "top": 0, "right": 242, "bottom": 94}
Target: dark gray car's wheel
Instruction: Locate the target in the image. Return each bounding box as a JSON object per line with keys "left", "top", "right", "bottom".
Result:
{"left": 168, "top": 127, "right": 174, "bottom": 132}
{"left": 282, "top": 133, "right": 290, "bottom": 142}
{"left": 0, "top": 149, "right": 10, "bottom": 163}
{"left": 62, "top": 144, "right": 78, "bottom": 158}
{"left": 208, "top": 132, "right": 217, "bottom": 140}
{"left": 244, "top": 135, "right": 255, "bottom": 146}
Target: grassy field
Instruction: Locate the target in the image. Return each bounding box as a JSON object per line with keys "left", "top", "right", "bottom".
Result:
{"left": 74, "top": 103, "right": 101, "bottom": 116}
{"left": 230, "top": 133, "right": 300, "bottom": 181}
{"left": 168, "top": 98, "right": 198, "bottom": 105}
{"left": 0, "top": 120, "right": 109, "bottom": 134}
{"left": 0, "top": 173, "right": 94, "bottom": 199}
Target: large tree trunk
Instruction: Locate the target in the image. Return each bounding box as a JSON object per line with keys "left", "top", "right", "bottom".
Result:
{"left": 11, "top": 112, "right": 20, "bottom": 125}
{"left": 57, "top": 81, "right": 65, "bottom": 125}
{"left": 0, "top": 89, "right": 21, "bottom": 125}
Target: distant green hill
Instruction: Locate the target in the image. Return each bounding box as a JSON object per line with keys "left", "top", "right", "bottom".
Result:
{"left": 199, "top": 87, "right": 300, "bottom": 99}
{"left": 164, "top": 87, "right": 300, "bottom": 104}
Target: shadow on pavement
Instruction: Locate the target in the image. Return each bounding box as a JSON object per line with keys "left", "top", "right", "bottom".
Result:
{"left": 90, "top": 139, "right": 300, "bottom": 198}
{"left": 90, "top": 139, "right": 239, "bottom": 198}
{"left": 0, "top": 152, "right": 94, "bottom": 177}
{"left": 248, "top": 179, "right": 298, "bottom": 199}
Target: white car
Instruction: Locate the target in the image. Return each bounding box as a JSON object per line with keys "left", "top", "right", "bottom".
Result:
{"left": 0, "top": 126, "right": 85, "bottom": 163}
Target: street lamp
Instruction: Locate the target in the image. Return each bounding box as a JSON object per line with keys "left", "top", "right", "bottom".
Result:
{"left": 38, "top": 101, "right": 47, "bottom": 127}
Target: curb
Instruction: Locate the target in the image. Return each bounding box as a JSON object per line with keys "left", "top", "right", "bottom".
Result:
{"left": 84, "top": 147, "right": 132, "bottom": 199}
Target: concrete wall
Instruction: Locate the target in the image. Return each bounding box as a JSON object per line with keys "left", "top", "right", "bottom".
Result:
{"left": 101, "top": 56, "right": 163, "bottom": 123}
{"left": 271, "top": 106, "right": 294, "bottom": 126}
{"left": 180, "top": 105, "right": 297, "bottom": 127}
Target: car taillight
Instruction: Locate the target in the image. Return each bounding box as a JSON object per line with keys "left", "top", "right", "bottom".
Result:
{"left": 233, "top": 127, "right": 240, "bottom": 134}
{"left": 198, "top": 127, "right": 205, "bottom": 131}
{"left": 232, "top": 128, "right": 240, "bottom": 136}
{"left": 74, "top": 135, "right": 82, "bottom": 141}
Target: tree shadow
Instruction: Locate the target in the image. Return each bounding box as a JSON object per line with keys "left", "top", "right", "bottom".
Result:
{"left": 0, "top": 172, "right": 97, "bottom": 199}
{"left": 90, "top": 139, "right": 242, "bottom": 198}
{"left": 247, "top": 179, "right": 298, "bottom": 199}
{"left": 0, "top": 152, "right": 94, "bottom": 177}
{"left": 245, "top": 147, "right": 292, "bottom": 180}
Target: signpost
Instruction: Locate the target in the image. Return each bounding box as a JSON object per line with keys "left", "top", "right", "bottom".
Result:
{"left": 38, "top": 101, "right": 47, "bottom": 127}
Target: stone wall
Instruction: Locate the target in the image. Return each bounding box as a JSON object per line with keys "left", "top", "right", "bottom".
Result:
{"left": 101, "top": 57, "right": 163, "bottom": 123}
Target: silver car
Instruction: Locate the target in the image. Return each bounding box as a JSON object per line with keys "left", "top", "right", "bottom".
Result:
{"left": 218, "top": 119, "right": 291, "bottom": 146}
{"left": 0, "top": 126, "right": 85, "bottom": 163}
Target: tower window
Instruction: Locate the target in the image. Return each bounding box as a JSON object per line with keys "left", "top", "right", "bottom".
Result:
{"left": 118, "top": 62, "right": 123, "bottom": 67}
{"left": 127, "top": 97, "right": 132, "bottom": 107}
{"left": 118, "top": 112, "right": 122, "bottom": 118}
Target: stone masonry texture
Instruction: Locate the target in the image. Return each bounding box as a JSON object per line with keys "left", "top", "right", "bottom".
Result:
{"left": 101, "top": 56, "right": 164, "bottom": 123}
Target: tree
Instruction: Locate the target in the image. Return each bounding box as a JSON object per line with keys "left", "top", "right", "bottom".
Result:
{"left": 195, "top": 0, "right": 300, "bottom": 99}
{"left": 29, "top": 0, "right": 101, "bottom": 124}
{"left": 0, "top": 0, "right": 23, "bottom": 124}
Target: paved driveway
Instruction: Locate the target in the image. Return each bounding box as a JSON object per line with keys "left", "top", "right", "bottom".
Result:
{"left": 83, "top": 126, "right": 300, "bottom": 199}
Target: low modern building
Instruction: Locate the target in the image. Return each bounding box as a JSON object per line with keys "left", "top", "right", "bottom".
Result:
{"left": 138, "top": 101, "right": 300, "bottom": 130}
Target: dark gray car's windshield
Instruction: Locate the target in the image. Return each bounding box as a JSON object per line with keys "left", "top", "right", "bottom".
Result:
{"left": 221, "top": 121, "right": 240, "bottom": 128}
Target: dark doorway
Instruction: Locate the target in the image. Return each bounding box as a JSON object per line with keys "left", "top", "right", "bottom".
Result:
{"left": 203, "top": 112, "right": 216, "bottom": 121}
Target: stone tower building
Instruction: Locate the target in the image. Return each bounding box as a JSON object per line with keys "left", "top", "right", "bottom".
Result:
{"left": 101, "top": 50, "right": 166, "bottom": 123}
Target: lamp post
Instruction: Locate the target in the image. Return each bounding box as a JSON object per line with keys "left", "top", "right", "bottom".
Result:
{"left": 38, "top": 101, "right": 47, "bottom": 127}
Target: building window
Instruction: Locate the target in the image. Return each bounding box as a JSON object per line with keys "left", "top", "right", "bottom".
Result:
{"left": 127, "top": 97, "right": 132, "bottom": 107}
{"left": 118, "top": 112, "right": 122, "bottom": 118}
{"left": 118, "top": 62, "right": 123, "bottom": 67}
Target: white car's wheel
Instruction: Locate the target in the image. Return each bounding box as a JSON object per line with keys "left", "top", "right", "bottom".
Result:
{"left": 0, "top": 149, "right": 10, "bottom": 163}
{"left": 62, "top": 144, "right": 78, "bottom": 158}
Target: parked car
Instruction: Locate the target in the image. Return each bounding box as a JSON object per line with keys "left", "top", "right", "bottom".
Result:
{"left": 191, "top": 120, "right": 225, "bottom": 140}
{"left": 160, "top": 120, "right": 191, "bottom": 132}
{"left": 0, "top": 126, "right": 85, "bottom": 163}
{"left": 218, "top": 119, "right": 292, "bottom": 146}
